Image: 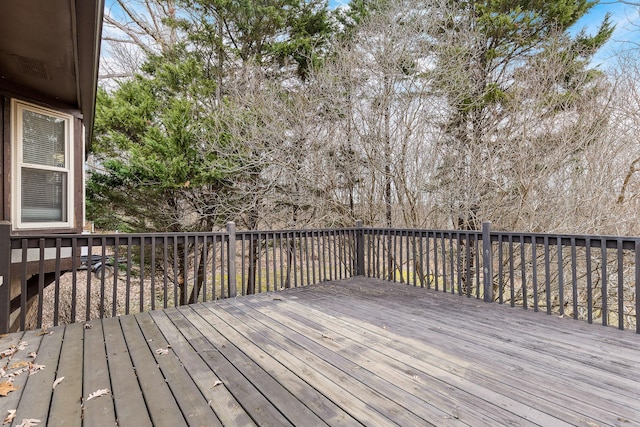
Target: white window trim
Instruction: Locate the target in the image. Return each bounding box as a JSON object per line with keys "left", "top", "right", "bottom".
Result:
{"left": 11, "top": 99, "right": 74, "bottom": 230}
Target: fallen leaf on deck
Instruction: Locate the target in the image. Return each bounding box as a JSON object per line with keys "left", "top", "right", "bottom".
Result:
{"left": 0, "top": 381, "right": 19, "bottom": 396}
{"left": 155, "top": 348, "right": 169, "bottom": 355}
{"left": 321, "top": 334, "right": 333, "bottom": 340}
{"left": 28, "top": 363, "right": 45, "bottom": 376}
{"left": 87, "top": 389, "right": 110, "bottom": 401}
{"left": 211, "top": 380, "right": 223, "bottom": 388}
{"left": 412, "top": 375, "right": 421, "bottom": 383}
{"left": 52, "top": 377, "right": 65, "bottom": 389}
{"left": 36, "top": 328, "right": 48, "bottom": 336}
{"left": 2, "top": 409, "right": 15, "bottom": 425}
{"left": 0, "top": 369, "right": 4, "bottom": 377}
{"left": 84, "top": 324, "right": 93, "bottom": 329}
{"left": 27, "top": 352, "right": 37, "bottom": 359}
{"left": 9, "top": 362, "right": 28, "bottom": 370}
{"left": 16, "top": 342, "right": 27, "bottom": 351}
{"left": 15, "top": 419, "right": 40, "bottom": 427}
{"left": 0, "top": 348, "right": 15, "bottom": 359}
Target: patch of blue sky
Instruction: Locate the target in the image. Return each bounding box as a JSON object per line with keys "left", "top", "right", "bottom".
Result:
{"left": 573, "top": 1, "right": 640, "bottom": 68}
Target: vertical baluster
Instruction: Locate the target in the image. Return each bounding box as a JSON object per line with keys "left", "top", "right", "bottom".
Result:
{"left": 143, "top": 236, "right": 148, "bottom": 311}
{"left": 475, "top": 234, "right": 481, "bottom": 298}
{"left": 419, "top": 231, "right": 425, "bottom": 288}
{"left": 86, "top": 236, "right": 93, "bottom": 321}
{"left": 265, "top": 233, "right": 271, "bottom": 292}
{"left": 292, "top": 232, "right": 299, "bottom": 288}
{"left": 586, "top": 238, "right": 593, "bottom": 324}
{"left": 449, "top": 232, "right": 455, "bottom": 294}
{"left": 172, "top": 236, "right": 178, "bottom": 307}
{"left": 441, "top": 233, "right": 447, "bottom": 292}
{"left": 557, "top": 237, "right": 564, "bottom": 317}
{"left": 54, "top": 238, "right": 62, "bottom": 326}
{"left": 520, "top": 236, "right": 527, "bottom": 309}
{"left": 37, "top": 239, "right": 45, "bottom": 327}
{"left": 202, "top": 236, "right": 208, "bottom": 302}
{"left": 617, "top": 239, "right": 624, "bottom": 330}
{"left": 257, "top": 233, "right": 263, "bottom": 293}
{"left": 212, "top": 236, "right": 218, "bottom": 299}
{"left": 151, "top": 236, "right": 157, "bottom": 310}
{"left": 99, "top": 237, "right": 106, "bottom": 318}
{"left": 498, "top": 235, "right": 503, "bottom": 304}
{"left": 127, "top": 236, "right": 133, "bottom": 314}
{"left": 571, "top": 237, "right": 578, "bottom": 320}
{"left": 426, "top": 232, "right": 432, "bottom": 289}
{"left": 544, "top": 236, "right": 551, "bottom": 314}
{"left": 433, "top": 233, "right": 439, "bottom": 291}
{"left": 304, "top": 231, "right": 313, "bottom": 285}
{"left": 532, "top": 239, "right": 538, "bottom": 312}
{"left": 112, "top": 238, "right": 119, "bottom": 316}
{"left": 19, "top": 241, "right": 27, "bottom": 330}
{"left": 162, "top": 236, "right": 168, "bottom": 308}
{"left": 71, "top": 237, "right": 78, "bottom": 323}
{"left": 509, "top": 235, "right": 514, "bottom": 307}
{"left": 601, "top": 238, "right": 607, "bottom": 326}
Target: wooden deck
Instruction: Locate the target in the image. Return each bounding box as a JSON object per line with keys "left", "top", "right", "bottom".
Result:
{"left": 1, "top": 277, "right": 639, "bottom": 426}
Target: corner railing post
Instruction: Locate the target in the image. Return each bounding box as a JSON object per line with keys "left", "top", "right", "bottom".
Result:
{"left": 227, "top": 222, "right": 237, "bottom": 297}
{"left": 482, "top": 221, "right": 494, "bottom": 303}
{"left": 356, "top": 220, "right": 365, "bottom": 276}
{"left": 0, "top": 222, "right": 11, "bottom": 334}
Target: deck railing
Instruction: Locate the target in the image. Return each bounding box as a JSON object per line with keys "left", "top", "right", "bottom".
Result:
{"left": 1, "top": 221, "right": 638, "bottom": 333}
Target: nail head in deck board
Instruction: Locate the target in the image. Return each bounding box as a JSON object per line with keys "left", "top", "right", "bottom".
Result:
{"left": 102, "top": 317, "right": 152, "bottom": 427}
{"left": 83, "top": 320, "right": 117, "bottom": 426}
{"left": 177, "top": 304, "right": 359, "bottom": 427}
{"left": 119, "top": 315, "right": 187, "bottom": 427}
{"left": 148, "top": 309, "right": 255, "bottom": 427}
{"left": 12, "top": 327, "right": 64, "bottom": 423}
{"left": 134, "top": 312, "right": 223, "bottom": 427}
{"left": 48, "top": 323, "right": 85, "bottom": 427}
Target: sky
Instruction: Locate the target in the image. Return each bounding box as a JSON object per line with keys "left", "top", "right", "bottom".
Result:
{"left": 575, "top": 1, "right": 640, "bottom": 67}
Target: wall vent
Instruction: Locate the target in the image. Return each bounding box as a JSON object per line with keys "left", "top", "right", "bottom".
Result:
{"left": 12, "top": 55, "right": 50, "bottom": 80}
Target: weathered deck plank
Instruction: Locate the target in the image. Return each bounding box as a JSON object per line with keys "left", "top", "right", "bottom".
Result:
{"left": 102, "top": 316, "right": 152, "bottom": 427}
{"left": 1, "top": 277, "right": 639, "bottom": 426}
{"left": 135, "top": 312, "right": 222, "bottom": 427}
{"left": 83, "top": 319, "right": 117, "bottom": 427}
{"left": 149, "top": 309, "right": 255, "bottom": 426}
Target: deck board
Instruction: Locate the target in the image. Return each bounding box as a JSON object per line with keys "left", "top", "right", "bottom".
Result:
{"left": 1, "top": 277, "right": 639, "bottom": 426}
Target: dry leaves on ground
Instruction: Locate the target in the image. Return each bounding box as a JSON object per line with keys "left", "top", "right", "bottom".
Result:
{"left": 86, "top": 388, "right": 110, "bottom": 401}
{"left": 52, "top": 377, "right": 64, "bottom": 389}
{"left": 2, "top": 409, "right": 15, "bottom": 425}
{"left": 0, "top": 381, "right": 19, "bottom": 397}
{"left": 211, "top": 380, "right": 223, "bottom": 388}
{"left": 15, "top": 419, "right": 40, "bottom": 427}
{"left": 155, "top": 348, "right": 169, "bottom": 355}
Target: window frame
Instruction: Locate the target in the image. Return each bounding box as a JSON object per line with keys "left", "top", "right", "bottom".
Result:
{"left": 11, "top": 99, "right": 74, "bottom": 230}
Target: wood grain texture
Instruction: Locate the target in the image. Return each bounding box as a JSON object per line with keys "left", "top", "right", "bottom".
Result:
{"left": 0, "top": 277, "right": 638, "bottom": 426}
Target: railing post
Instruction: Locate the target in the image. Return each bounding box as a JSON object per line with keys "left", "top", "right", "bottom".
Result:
{"left": 0, "top": 222, "right": 11, "bottom": 334}
{"left": 227, "top": 222, "right": 237, "bottom": 297}
{"left": 482, "top": 221, "right": 494, "bottom": 303}
{"left": 355, "top": 220, "right": 365, "bottom": 276}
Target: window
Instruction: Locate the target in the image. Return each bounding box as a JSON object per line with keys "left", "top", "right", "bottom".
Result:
{"left": 12, "top": 100, "right": 74, "bottom": 229}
